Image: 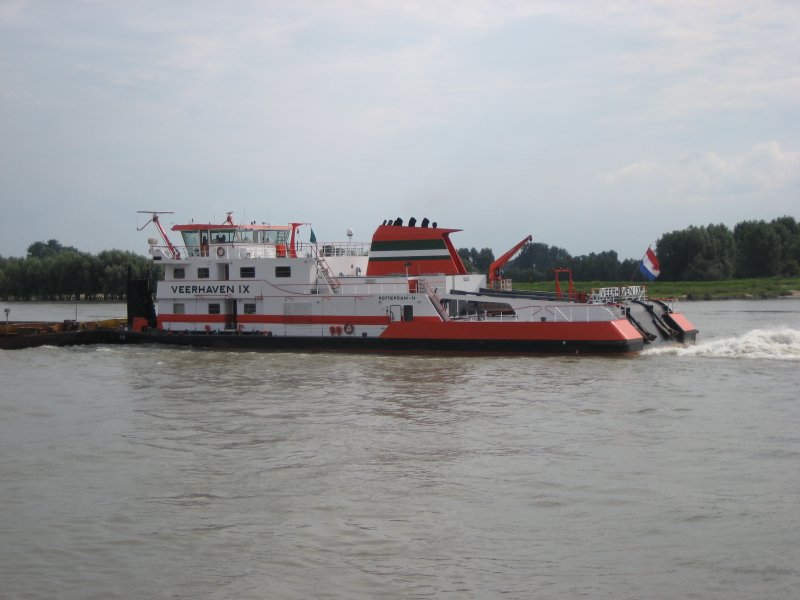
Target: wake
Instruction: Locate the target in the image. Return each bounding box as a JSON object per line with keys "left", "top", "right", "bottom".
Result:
{"left": 644, "top": 327, "right": 800, "bottom": 360}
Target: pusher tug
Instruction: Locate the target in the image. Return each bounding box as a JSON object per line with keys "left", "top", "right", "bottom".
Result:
{"left": 123, "top": 212, "right": 697, "bottom": 354}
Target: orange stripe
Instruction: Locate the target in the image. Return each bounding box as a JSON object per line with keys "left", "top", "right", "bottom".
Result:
{"left": 379, "top": 319, "right": 642, "bottom": 342}
{"left": 238, "top": 315, "right": 392, "bottom": 325}
{"left": 161, "top": 313, "right": 395, "bottom": 326}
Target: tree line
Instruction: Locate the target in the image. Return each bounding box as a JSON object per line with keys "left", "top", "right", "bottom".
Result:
{"left": 460, "top": 216, "right": 800, "bottom": 282}
{"left": 459, "top": 244, "right": 639, "bottom": 282}
{"left": 0, "top": 240, "right": 157, "bottom": 301}
{"left": 2, "top": 216, "right": 798, "bottom": 300}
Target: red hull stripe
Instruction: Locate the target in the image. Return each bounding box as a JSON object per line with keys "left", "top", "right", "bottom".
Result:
{"left": 237, "top": 315, "right": 392, "bottom": 325}
{"left": 159, "top": 314, "right": 444, "bottom": 326}
{"left": 378, "top": 319, "right": 642, "bottom": 342}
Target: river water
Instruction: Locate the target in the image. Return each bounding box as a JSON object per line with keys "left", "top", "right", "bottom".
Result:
{"left": 1, "top": 300, "right": 799, "bottom": 599}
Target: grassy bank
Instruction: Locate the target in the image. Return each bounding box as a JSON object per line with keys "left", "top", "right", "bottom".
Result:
{"left": 512, "top": 277, "right": 800, "bottom": 300}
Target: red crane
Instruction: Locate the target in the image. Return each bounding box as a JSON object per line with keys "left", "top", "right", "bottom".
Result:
{"left": 488, "top": 235, "right": 532, "bottom": 289}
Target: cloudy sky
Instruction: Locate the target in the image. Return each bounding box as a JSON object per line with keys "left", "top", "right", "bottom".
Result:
{"left": 1, "top": 0, "right": 798, "bottom": 260}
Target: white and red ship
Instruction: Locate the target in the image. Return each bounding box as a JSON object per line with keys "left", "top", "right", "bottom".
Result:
{"left": 126, "top": 213, "right": 697, "bottom": 354}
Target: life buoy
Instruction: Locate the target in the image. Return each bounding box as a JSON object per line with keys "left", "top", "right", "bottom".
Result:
{"left": 343, "top": 323, "right": 354, "bottom": 335}
{"left": 216, "top": 247, "right": 225, "bottom": 257}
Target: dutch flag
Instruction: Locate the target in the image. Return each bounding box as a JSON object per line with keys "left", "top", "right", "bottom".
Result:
{"left": 639, "top": 246, "right": 660, "bottom": 281}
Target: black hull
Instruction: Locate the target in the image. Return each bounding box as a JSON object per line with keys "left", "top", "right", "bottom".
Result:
{"left": 2, "top": 328, "right": 643, "bottom": 354}
{"left": 118, "top": 330, "right": 643, "bottom": 355}
{"left": 0, "top": 329, "right": 124, "bottom": 350}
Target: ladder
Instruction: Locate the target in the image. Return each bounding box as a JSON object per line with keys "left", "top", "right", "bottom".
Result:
{"left": 311, "top": 246, "right": 341, "bottom": 292}
{"left": 421, "top": 281, "right": 450, "bottom": 321}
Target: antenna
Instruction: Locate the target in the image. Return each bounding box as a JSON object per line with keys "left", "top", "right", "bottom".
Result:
{"left": 136, "top": 210, "right": 174, "bottom": 231}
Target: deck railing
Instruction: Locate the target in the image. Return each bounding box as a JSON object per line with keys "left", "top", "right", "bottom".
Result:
{"left": 149, "top": 241, "right": 370, "bottom": 261}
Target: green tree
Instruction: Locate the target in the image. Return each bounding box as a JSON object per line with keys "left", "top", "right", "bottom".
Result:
{"left": 570, "top": 250, "right": 621, "bottom": 281}
{"left": 457, "top": 248, "right": 495, "bottom": 273}
{"left": 734, "top": 220, "right": 781, "bottom": 278}
{"left": 507, "top": 242, "right": 572, "bottom": 281}
{"left": 770, "top": 216, "right": 800, "bottom": 275}
{"left": 457, "top": 248, "right": 475, "bottom": 272}
{"left": 27, "top": 239, "right": 78, "bottom": 259}
{"left": 656, "top": 224, "right": 735, "bottom": 281}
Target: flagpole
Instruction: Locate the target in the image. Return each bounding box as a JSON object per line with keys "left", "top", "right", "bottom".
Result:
{"left": 629, "top": 248, "right": 648, "bottom": 281}
{"left": 629, "top": 262, "right": 641, "bottom": 282}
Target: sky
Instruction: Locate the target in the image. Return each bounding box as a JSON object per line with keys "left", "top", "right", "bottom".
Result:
{"left": 1, "top": 0, "right": 799, "bottom": 261}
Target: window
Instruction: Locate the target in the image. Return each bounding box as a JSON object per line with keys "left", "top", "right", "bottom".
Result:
{"left": 173, "top": 303, "right": 185, "bottom": 314}
{"left": 208, "top": 303, "right": 221, "bottom": 315}
{"left": 258, "top": 229, "right": 289, "bottom": 244}
{"left": 243, "top": 303, "right": 256, "bottom": 315}
{"left": 181, "top": 231, "right": 200, "bottom": 256}
{"left": 174, "top": 267, "right": 185, "bottom": 279}
{"left": 240, "top": 266, "right": 256, "bottom": 278}
{"left": 197, "top": 267, "right": 209, "bottom": 279}
{"left": 210, "top": 229, "right": 234, "bottom": 244}
{"left": 275, "top": 266, "right": 291, "bottom": 278}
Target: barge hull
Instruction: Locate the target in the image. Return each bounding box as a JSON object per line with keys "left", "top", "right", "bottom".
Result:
{"left": 0, "top": 329, "right": 124, "bottom": 350}
{"left": 120, "top": 331, "right": 644, "bottom": 354}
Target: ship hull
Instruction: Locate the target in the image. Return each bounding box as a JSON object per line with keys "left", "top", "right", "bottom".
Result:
{"left": 119, "top": 329, "right": 644, "bottom": 354}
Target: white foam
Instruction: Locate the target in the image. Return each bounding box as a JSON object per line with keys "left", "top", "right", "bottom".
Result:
{"left": 644, "top": 327, "right": 800, "bottom": 361}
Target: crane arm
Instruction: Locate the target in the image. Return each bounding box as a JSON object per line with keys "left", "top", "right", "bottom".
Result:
{"left": 488, "top": 235, "right": 532, "bottom": 284}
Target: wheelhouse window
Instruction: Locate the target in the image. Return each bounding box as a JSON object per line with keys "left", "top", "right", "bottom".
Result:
{"left": 210, "top": 229, "right": 234, "bottom": 244}
{"left": 208, "top": 303, "right": 221, "bottom": 315}
{"left": 181, "top": 231, "right": 201, "bottom": 256}
{"left": 243, "top": 303, "right": 256, "bottom": 315}
{"left": 197, "top": 267, "right": 209, "bottom": 279}
{"left": 275, "top": 266, "right": 291, "bottom": 278}
{"left": 173, "top": 303, "right": 185, "bottom": 314}
{"left": 240, "top": 266, "right": 256, "bottom": 278}
{"left": 258, "top": 229, "right": 289, "bottom": 244}
{"left": 173, "top": 267, "right": 185, "bottom": 279}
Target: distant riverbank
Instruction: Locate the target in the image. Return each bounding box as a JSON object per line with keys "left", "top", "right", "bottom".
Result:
{"left": 515, "top": 277, "right": 800, "bottom": 300}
